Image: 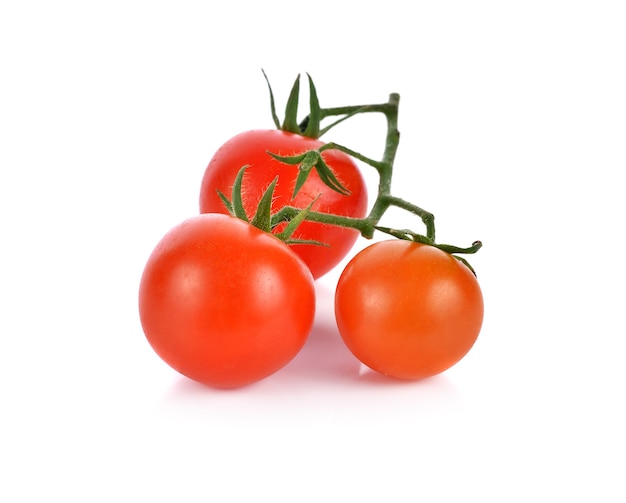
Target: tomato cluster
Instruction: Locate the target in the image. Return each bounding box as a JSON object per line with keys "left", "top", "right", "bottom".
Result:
{"left": 138, "top": 76, "right": 484, "bottom": 389}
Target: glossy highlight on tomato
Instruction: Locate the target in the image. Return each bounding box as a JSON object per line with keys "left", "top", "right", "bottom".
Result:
{"left": 334, "top": 240, "right": 484, "bottom": 380}
{"left": 199, "top": 129, "right": 368, "bottom": 279}
{"left": 138, "top": 213, "right": 316, "bottom": 388}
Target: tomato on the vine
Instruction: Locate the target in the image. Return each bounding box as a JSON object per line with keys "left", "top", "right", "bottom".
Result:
{"left": 199, "top": 129, "right": 368, "bottom": 279}
{"left": 334, "top": 240, "right": 484, "bottom": 380}
{"left": 138, "top": 213, "right": 316, "bottom": 388}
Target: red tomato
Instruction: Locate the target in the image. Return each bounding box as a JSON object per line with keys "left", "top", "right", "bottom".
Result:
{"left": 334, "top": 240, "right": 484, "bottom": 380}
{"left": 199, "top": 129, "right": 368, "bottom": 279}
{"left": 138, "top": 214, "right": 316, "bottom": 388}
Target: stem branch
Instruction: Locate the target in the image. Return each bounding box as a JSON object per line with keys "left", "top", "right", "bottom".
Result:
{"left": 260, "top": 74, "right": 481, "bottom": 270}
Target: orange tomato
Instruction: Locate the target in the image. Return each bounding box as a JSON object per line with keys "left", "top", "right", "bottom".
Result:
{"left": 334, "top": 240, "right": 484, "bottom": 380}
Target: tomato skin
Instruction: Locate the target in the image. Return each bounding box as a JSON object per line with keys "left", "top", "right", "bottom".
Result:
{"left": 199, "top": 129, "right": 368, "bottom": 279}
{"left": 138, "top": 214, "right": 316, "bottom": 388}
{"left": 334, "top": 240, "right": 484, "bottom": 380}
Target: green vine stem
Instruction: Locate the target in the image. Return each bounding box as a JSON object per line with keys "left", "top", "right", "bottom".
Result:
{"left": 233, "top": 73, "right": 481, "bottom": 272}
{"left": 272, "top": 89, "right": 478, "bottom": 246}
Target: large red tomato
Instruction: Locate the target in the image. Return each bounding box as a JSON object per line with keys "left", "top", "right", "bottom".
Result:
{"left": 334, "top": 240, "right": 484, "bottom": 380}
{"left": 138, "top": 213, "right": 316, "bottom": 388}
{"left": 199, "top": 129, "right": 368, "bottom": 279}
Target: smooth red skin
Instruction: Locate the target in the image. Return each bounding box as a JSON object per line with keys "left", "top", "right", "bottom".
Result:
{"left": 334, "top": 240, "right": 484, "bottom": 380}
{"left": 138, "top": 214, "right": 316, "bottom": 388}
{"left": 199, "top": 130, "right": 368, "bottom": 279}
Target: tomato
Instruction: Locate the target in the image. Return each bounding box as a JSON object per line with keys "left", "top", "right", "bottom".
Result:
{"left": 334, "top": 240, "right": 484, "bottom": 380}
{"left": 138, "top": 213, "right": 316, "bottom": 388}
{"left": 199, "top": 129, "right": 368, "bottom": 279}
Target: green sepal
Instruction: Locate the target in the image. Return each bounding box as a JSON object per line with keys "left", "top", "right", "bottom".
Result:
{"left": 314, "top": 154, "right": 350, "bottom": 196}
{"left": 292, "top": 170, "right": 310, "bottom": 200}
{"left": 282, "top": 74, "right": 301, "bottom": 133}
{"left": 440, "top": 241, "right": 482, "bottom": 277}
{"left": 375, "top": 226, "right": 481, "bottom": 276}
{"left": 268, "top": 149, "right": 350, "bottom": 198}
{"left": 275, "top": 195, "right": 322, "bottom": 243}
{"left": 267, "top": 151, "right": 307, "bottom": 165}
{"left": 436, "top": 240, "right": 483, "bottom": 255}
{"left": 221, "top": 165, "right": 324, "bottom": 246}
{"left": 261, "top": 71, "right": 324, "bottom": 139}
{"left": 231, "top": 165, "right": 250, "bottom": 222}
{"left": 291, "top": 150, "right": 318, "bottom": 199}
{"left": 262, "top": 69, "right": 281, "bottom": 129}
{"left": 250, "top": 176, "right": 278, "bottom": 232}
{"left": 216, "top": 190, "right": 235, "bottom": 215}
{"left": 302, "top": 73, "right": 321, "bottom": 138}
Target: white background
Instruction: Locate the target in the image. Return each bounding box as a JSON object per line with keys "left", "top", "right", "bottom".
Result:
{"left": 1, "top": 1, "right": 625, "bottom": 501}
